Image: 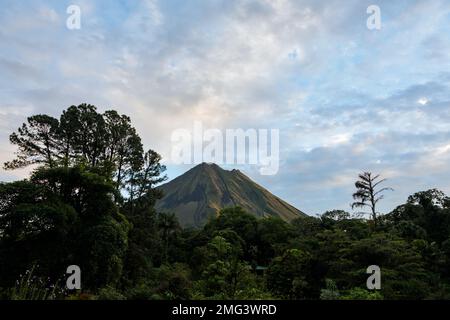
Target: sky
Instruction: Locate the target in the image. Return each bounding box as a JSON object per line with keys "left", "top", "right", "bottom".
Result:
{"left": 1, "top": 0, "right": 450, "bottom": 216}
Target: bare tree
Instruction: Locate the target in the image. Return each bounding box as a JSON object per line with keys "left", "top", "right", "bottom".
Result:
{"left": 351, "top": 172, "right": 393, "bottom": 225}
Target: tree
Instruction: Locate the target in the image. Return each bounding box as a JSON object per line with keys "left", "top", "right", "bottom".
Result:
{"left": 103, "top": 110, "right": 144, "bottom": 191}
{"left": 4, "top": 104, "right": 165, "bottom": 204}
{"left": 204, "top": 207, "right": 258, "bottom": 262}
{"left": 351, "top": 172, "right": 392, "bottom": 225}
{"left": 125, "top": 149, "right": 167, "bottom": 209}
{"left": 0, "top": 180, "right": 77, "bottom": 287}
{"left": 32, "top": 166, "right": 130, "bottom": 289}
{"left": 266, "top": 249, "right": 313, "bottom": 299}
{"left": 194, "top": 236, "right": 256, "bottom": 299}
{"left": 342, "top": 233, "right": 430, "bottom": 299}
{"left": 407, "top": 189, "right": 450, "bottom": 208}
{"left": 387, "top": 189, "right": 450, "bottom": 243}
{"left": 1, "top": 104, "right": 169, "bottom": 296}
{"left": 257, "top": 217, "right": 293, "bottom": 266}
{"left": 4, "top": 115, "right": 60, "bottom": 170}
{"left": 322, "top": 210, "right": 351, "bottom": 222}
{"left": 0, "top": 166, "right": 130, "bottom": 289}
{"left": 157, "top": 212, "right": 181, "bottom": 264}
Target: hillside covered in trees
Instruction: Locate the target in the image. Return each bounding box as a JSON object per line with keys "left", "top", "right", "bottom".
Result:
{"left": 1, "top": 104, "right": 450, "bottom": 300}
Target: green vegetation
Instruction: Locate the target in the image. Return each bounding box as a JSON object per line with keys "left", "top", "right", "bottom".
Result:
{"left": 1, "top": 104, "right": 450, "bottom": 300}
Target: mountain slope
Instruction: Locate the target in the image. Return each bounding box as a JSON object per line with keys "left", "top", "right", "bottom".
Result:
{"left": 155, "top": 163, "right": 305, "bottom": 228}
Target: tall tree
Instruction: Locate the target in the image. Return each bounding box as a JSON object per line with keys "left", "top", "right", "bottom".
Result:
{"left": 71, "top": 104, "right": 108, "bottom": 167}
{"left": 4, "top": 115, "right": 60, "bottom": 170}
{"left": 0, "top": 166, "right": 130, "bottom": 289}
{"left": 351, "top": 172, "right": 392, "bottom": 225}
{"left": 3, "top": 104, "right": 165, "bottom": 203}
{"left": 103, "top": 110, "right": 144, "bottom": 190}
{"left": 157, "top": 212, "right": 181, "bottom": 264}
{"left": 58, "top": 106, "right": 81, "bottom": 167}
{"left": 125, "top": 149, "right": 166, "bottom": 211}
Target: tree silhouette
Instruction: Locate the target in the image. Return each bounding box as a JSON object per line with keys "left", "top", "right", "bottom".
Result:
{"left": 351, "top": 172, "right": 393, "bottom": 225}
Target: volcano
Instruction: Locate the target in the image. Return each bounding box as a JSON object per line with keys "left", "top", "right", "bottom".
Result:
{"left": 155, "top": 163, "right": 305, "bottom": 228}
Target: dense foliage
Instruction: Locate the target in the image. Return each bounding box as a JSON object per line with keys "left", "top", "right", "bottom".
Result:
{"left": 1, "top": 105, "right": 449, "bottom": 300}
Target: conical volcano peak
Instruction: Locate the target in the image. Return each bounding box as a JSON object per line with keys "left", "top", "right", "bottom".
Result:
{"left": 189, "top": 162, "right": 223, "bottom": 173}
{"left": 155, "top": 163, "right": 305, "bottom": 228}
{"left": 199, "top": 162, "right": 216, "bottom": 167}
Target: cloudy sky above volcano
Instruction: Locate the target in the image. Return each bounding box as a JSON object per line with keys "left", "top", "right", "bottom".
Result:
{"left": 1, "top": 0, "right": 450, "bottom": 215}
